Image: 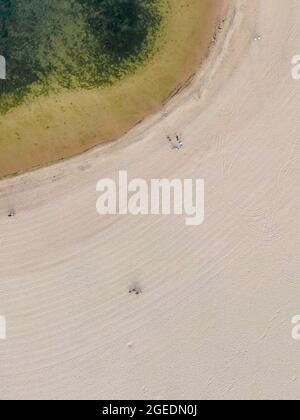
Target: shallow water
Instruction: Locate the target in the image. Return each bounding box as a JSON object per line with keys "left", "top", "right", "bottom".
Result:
{"left": 0, "top": 0, "right": 160, "bottom": 113}
{"left": 0, "top": 0, "right": 218, "bottom": 178}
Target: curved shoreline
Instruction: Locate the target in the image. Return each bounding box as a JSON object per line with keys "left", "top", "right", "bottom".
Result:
{"left": 0, "top": 0, "right": 229, "bottom": 179}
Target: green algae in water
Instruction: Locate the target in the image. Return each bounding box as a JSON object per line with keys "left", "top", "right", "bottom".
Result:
{"left": 0, "top": 0, "right": 161, "bottom": 113}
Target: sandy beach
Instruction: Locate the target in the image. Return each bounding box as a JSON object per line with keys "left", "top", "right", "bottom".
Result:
{"left": 0, "top": 0, "right": 299, "bottom": 400}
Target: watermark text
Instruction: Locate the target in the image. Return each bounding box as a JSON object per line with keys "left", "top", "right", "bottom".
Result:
{"left": 96, "top": 171, "right": 205, "bottom": 226}
{"left": 0, "top": 55, "right": 6, "bottom": 80}
{"left": 0, "top": 315, "right": 6, "bottom": 340}
{"left": 292, "top": 315, "right": 300, "bottom": 341}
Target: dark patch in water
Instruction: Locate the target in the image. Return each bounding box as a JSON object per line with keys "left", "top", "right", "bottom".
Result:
{"left": 0, "top": 0, "right": 161, "bottom": 113}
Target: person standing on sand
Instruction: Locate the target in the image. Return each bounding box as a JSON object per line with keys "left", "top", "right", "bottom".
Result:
{"left": 176, "top": 135, "right": 183, "bottom": 148}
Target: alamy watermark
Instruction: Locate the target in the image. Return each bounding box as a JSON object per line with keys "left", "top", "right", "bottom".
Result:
{"left": 0, "top": 55, "right": 6, "bottom": 80}
{"left": 291, "top": 55, "right": 300, "bottom": 80}
{"left": 291, "top": 315, "right": 300, "bottom": 341}
{"left": 0, "top": 315, "right": 6, "bottom": 340}
{"left": 96, "top": 171, "right": 205, "bottom": 226}
{"left": 289, "top": 62, "right": 300, "bottom": 341}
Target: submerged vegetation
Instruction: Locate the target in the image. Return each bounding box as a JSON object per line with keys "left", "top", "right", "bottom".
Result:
{"left": 0, "top": 0, "right": 161, "bottom": 113}
{"left": 0, "top": 0, "right": 215, "bottom": 179}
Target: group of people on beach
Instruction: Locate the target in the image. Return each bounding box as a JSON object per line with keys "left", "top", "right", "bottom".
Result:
{"left": 167, "top": 134, "right": 184, "bottom": 150}
{"left": 129, "top": 285, "right": 142, "bottom": 296}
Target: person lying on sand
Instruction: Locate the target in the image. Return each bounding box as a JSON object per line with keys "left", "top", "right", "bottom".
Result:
{"left": 8, "top": 209, "right": 16, "bottom": 217}
{"left": 167, "top": 135, "right": 183, "bottom": 150}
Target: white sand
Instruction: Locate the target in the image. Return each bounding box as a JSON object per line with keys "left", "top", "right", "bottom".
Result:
{"left": 0, "top": 0, "right": 300, "bottom": 400}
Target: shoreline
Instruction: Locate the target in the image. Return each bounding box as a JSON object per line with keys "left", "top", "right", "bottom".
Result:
{"left": 0, "top": 0, "right": 230, "bottom": 180}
